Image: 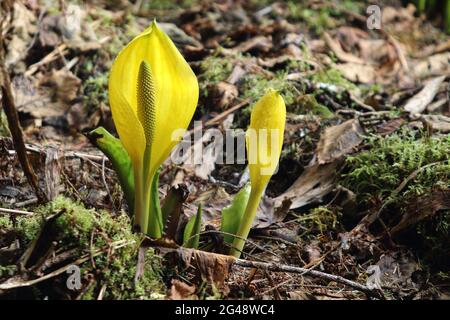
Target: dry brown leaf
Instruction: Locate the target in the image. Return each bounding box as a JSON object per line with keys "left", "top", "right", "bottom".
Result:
{"left": 232, "top": 35, "right": 272, "bottom": 53}
{"left": 371, "top": 252, "right": 419, "bottom": 289}
{"left": 413, "top": 53, "right": 450, "bottom": 79}
{"left": 181, "top": 129, "right": 223, "bottom": 180}
{"left": 168, "top": 279, "right": 197, "bottom": 300}
{"left": 207, "top": 81, "right": 238, "bottom": 110}
{"left": 274, "top": 160, "right": 339, "bottom": 210}
{"left": 324, "top": 32, "right": 364, "bottom": 64}
{"left": 179, "top": 248, "right": 235, "bottom": 288}
{"left": 14, "top": 77, "right": 66, "bottom": 119}
{"left": 317, "top": 119, "right": 364, "bottom": 164}
{"left": 421, "top": 114, "right": 450, "bottom": 133}
{"left": 382, "top": 5, "right": 415, "bottom": 32}
{"left": 5, "top": 2, "right": 37, "bottom": 68}
{"left": 336, "top": 26, "right": 369, "bottom": 49}
{"left": 253, "top": 194, "right": 290, "bottom": 229}
{"left": 288, "top": 290, "right": 314, "bottom": 300}
{"left": 42, "top": 69, "right": 82, "bottom": 104}
{"left": 334, "top": 63, "right": 377, "bottom": 84}
{"left": 358, "top": 39, "right": 396, "bottom": 68}
{"left": 376, "top": 118, "right": 405, "bottom": 136}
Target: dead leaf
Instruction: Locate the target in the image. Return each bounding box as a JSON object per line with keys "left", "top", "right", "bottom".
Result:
{"left": 413, "top": 53, "right": 450, "bottom": 79}
{"left": 336, "top": 26, "right": 369, "bottom": 49}
{"left": 274, "top": 160, "right": 339, "bottom": 210}
{"left": 376, "top": 118, "right": 405, "bottom": 136}
{"left": 358, "top": 39, "right": 396, "bottom": 68}
{"left": 39, "top": 4, "right": 100, "bottom": 51}
{"left": 324, "top": 32, "right": 364, "bottom": 64}
{"left": 317, "top": 119, "right": 364, "bottom": 164}
{"left": 232, "top": 35, "right": 272, "bottom": 53}
{"left": 382, "top": 5, "right": 416, "bottom": 32}
{"left": 421, "top": 115, "right": 450, "bottom": 133}
{"left": 288, "top": 290, "right": 314, "bottom": 300}
{"left": 404, "top": 76, "right": 446, "bottom": 114}
{"left": 179, "top": 248, "right": 235, "bottom": 288}
{"left": 181, "top": 129, "right": 224, "bottom": 180}
{"left": 5, "top": 2, "right": 37, "bottom": 69}
{"left": 253, "top": 194, "right": 290, "bottom": 229}
{"left": 13, "top": 76, "right": 66, "bottom": 119}
{"left": 335, "top": 63, "right": 377, "bottom": 84}
{"left": 168, "top": 279, "right": 197, "bottom": 300}
{"left": 207, "top": 81, "right": 238, "bottom": 110}
{"left": 41, "top": 69, "right": 82, "bottom": 104}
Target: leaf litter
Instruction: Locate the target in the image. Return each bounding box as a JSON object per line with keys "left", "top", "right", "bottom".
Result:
{"left": 0, "top": 0, "right": 450, "bottom": 300}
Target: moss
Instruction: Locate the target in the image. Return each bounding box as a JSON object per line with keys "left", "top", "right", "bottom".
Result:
{"left": 295, "top": 206, "right": 342, "bottom": 237}
{"left": 342, "top": 131, "right": 450, "bottom": 204}
{"left": 0, "top": 110, "right": 10, "bottom": 137}
{"left": 341, "top": 130, "right": 450, "bottom": 271}
{"left": 310, "top": 68, "right": 357, "bottom": 92}
{"left": 290, "top": 6, "right": 336, "bottom": 35}
{"left": 82, "top": 73, "right": 109, "bottom": 112}
{"left": 0, "top": 215, "right": 13, "bottom": 229}
{"left": 296, "top": 94, "right": 333, "bottom": 118}
{"left": 241, "top": 72, "right": 297, "bottom": 106}
{"left": 95, "top": 247, "right": 164, "bottom": 300}
{"left": 236, "top": 71, "right": 300, "bottom": 127}
{"left": 286, "top": 0, "right": 363, "bottom": 35}
{"left": 0, "top": 265, "right": 17, "bottom": 278}
{"left": 199, "top": 54, "right": 233, "bottom": 96}
{"left": 16, "top": 213, "right": 45, "bottom": 244}
{"left": 14, "top": 196, "right": 165, "bottom": 299}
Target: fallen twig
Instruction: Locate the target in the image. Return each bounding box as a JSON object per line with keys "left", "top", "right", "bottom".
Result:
{"left": 234, "top": 259, "right": 383, "bottom": 299}
{"left": 0, "top": 207, "right": 34, "bottom": 216}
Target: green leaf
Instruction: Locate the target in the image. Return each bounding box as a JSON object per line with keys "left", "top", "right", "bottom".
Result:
{"left": 87, "top": 127, "right": 134, "bottom": 213}
{"left": 147, "top": 168, "right": 163, "bottom": 237}
{"left": 220, "top": 184, "right": 251, "bottom": 245}
{"left": 183, "top": 204, "right": 202, "bottom": 249}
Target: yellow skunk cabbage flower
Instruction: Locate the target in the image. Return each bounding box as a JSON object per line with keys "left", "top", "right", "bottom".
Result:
{"left": 230, "top": 89, "right": 286, "bottom": 257}
{"left": 109, "top": 21, "right": 199, "bottom": 236}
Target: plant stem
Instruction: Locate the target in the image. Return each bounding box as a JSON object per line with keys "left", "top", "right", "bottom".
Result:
{"left": 416, "top": 0, "right": 427, "bottom": 13}
{"left": 230, "top": 186, "right": 264, "bottom": 258}
{"left": 147, "top": 173, "right": 162, "bottom": 238}
{"left": 445, "top": 0, "right": 450, "bottom": 33}
{"left": 134, "top": 167, "right": 145, "bottom": 233}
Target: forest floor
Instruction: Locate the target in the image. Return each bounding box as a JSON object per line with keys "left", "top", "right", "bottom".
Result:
{"left": 0, "top": 0, "right": 449, "bottom": 300}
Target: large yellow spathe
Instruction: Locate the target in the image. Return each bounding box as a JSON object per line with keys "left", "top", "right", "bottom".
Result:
{"left": 246, "top": 89, "right": 286, "bottom": 193}
{"left": 109, "top": 21, "right": 199, "bottom": 234}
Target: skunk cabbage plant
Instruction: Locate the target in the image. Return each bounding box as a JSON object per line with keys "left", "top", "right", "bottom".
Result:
{"left": 229, "top": 89, "right": 286, "bottom": 258}
{"left": 104, "top": 21, "right": 198, "bottom": 236}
